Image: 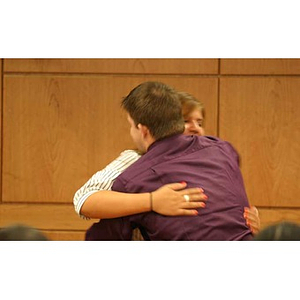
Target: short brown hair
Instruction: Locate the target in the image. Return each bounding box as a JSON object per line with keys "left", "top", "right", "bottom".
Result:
{"left": 122, "top": 82, "right": 184, "bottom": 140}
{"left": 178, "top": 91, "right": 205, "bottom": 120}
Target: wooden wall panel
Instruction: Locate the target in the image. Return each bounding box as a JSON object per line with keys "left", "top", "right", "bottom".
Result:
{"left": 3, "top": 76, "right": 134, "bottom": 203}
{"left": 0, "top": 204, "right": 94, "bottom": 230}
{"left": 4, "top": 59, "right": 219, "bottom": 74}
{"left": 0, "top": 204, "right": 92, "bottom": 240}
{"left": 3, "top": 75, "right": 218, "bottom": 204}
{"left": 219, "top": 77, "right": 300, "bottom": 207}
{"left": 0, "top": 59, "right": 2, "bottom": 203}
{"left": 259, "top": 208, "right": 300, "bottom": 229}
{"left": 42, "top": 230, "right": 86, "bottom": 241}
{"left": 220, "top": 59, "right": 300, "bottom": 75}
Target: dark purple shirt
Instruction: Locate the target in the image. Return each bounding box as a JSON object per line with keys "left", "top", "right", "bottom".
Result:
{"left": 86, "top": 135, "right": 253, "bottom": 241}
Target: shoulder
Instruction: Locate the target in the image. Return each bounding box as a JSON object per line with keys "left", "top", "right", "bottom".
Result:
{"left": 107, "top": 150, "right": 141, "bottom": 170}
{"left": 119, "top": 149, "right": 141, "bottom": 159}
{"left": 116, "top": 150, "right": 141, "bottom": 163}
{"left": 199, "top": 136, "right": 240, "bottom": 156}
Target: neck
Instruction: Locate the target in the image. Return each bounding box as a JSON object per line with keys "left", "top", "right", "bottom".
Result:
{"left": 144, "top": 136, "right": 156, "bottom": 152}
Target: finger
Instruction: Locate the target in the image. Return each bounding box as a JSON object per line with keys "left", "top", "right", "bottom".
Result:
{"left": 246, "top": 219, "right": 259, "bottom": 228}
{"left": 177, "top": 209, "right": 199, "bottom": 216}
{"left": 181, "top": 187, "right": 205, "bottom": 194}
{"left": 181, "top": 202, "right": 206, "bottom": 209}
{"left": 250, "top": 223, "right": 259, "bottom": 230}
{"left": 246, "top": 221, "right": 257, "bottom": 231}
{"left": 251, "top": 206, "right": 259, "bottom": 215}
{"left": 249, "top": 225, "right": 259, "bottom": 234}
{"left": 244, "top": 207, "right": 250, "bottom": 213}
{"left": 244, "top": 212, "right": 256, "bottom": 219}
{"left": 165, "top": 182, "right": 188, "bottom": 191}
{"left": 244, "top": 206, "right": 259, "bottom": 216}
{"left": 185, "top": 193, "right": 208, "bottom": 202}
{"left": 244, "top": 210, "right": 259, "bottom": 219}
{"left": 244, "top": 210, "right": 258, "bottom": 219}
{"left": 244, "top": 213, "right": 258, "bottom": 223}
{"left": 246, "top": 219, "right": 258, "bottom": 226}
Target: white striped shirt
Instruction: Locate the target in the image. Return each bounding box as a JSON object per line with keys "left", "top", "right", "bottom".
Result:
{"left": 73, "top": 150, "right": 141, "bottom": 219}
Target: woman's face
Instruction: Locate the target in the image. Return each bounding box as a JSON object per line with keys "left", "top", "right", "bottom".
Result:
{"left": 183, "top": 108, "right": 205, "bottom": 136}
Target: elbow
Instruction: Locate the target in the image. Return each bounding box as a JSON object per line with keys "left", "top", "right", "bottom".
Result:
{"left": 80, "top": 198, "right": 102, "bottom": 219}
{"left": 80, "top": 202, "right": 90, "bottom": 218}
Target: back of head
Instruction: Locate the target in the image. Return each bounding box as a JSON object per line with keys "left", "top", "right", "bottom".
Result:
{"left": 0, "top": 224, "right": 49, "bottom": 241}
{"left": 254, "top": 221, "right": 300, "bottom": 241}
{"left": 178, "top": 91, "right": 205, "bottom": 120}
{"left": 122, "top": 81, "right": 185, "bottom": 140}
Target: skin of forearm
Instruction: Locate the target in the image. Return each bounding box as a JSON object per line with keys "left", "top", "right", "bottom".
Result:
{"left": 80, "top": 190, "right": 151, "bottom": 219}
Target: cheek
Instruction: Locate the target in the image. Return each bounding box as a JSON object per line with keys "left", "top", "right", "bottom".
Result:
{"left": 183, "top": 124, "right": 205, "bottom": 136}
{"left": 199, "top": 128, "right": 205, "bottom": 136}
{"left": 184, "top": 123, "right": 191, "bottom": 131}
{"left": 130, "top": 126, "right": 140, "bottom": 140}
{"left": 130, "top": 127, "right": 136, "bottom": 139}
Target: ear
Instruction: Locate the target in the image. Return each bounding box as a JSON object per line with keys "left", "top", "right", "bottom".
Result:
{"left": 137, "top": 123, "right": 150, "bottom": 138}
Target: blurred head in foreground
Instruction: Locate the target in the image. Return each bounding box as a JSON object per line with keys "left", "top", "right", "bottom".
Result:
{"left": 254, "top": 221, "right": 300, "bottom": 241}
{"left": 0, "top": 224, "right": 49, "bottom": 241}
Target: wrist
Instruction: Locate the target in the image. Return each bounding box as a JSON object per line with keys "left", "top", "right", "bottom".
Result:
{"left": 149, "top": 192, "right": 153, "bottom": 211}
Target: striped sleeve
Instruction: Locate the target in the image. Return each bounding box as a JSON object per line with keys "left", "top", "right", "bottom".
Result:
{"left": 73, "top": 150, "right": 141, "bottom": 219}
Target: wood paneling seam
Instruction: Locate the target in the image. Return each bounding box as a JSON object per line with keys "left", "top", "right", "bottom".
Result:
{"left": 0, "top": 59, "right": 3, "bottom": 203}
{"left": 3, "top": 72, "right": 221, "bottom": 77}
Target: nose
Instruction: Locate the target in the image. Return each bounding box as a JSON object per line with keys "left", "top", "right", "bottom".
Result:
{"left": 185, "top": 121, "right": 205, "bottom": 136}
{"left": 189, "top": 121, "right": 202, "bottom": 134}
